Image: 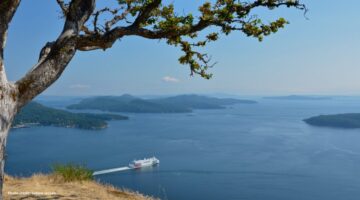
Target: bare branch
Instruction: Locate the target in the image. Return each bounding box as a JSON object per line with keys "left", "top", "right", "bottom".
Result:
{"left": 75, "top": 20, "right": 214, "bottom": 51}
{"left": 105, "top": 6, "right": 130, "bottom": 31}
{"left": 15, "top": 0, "right": 95, "bottom": 107}
{"left": 92, "top": 7, "right": 119, "bottom": 34}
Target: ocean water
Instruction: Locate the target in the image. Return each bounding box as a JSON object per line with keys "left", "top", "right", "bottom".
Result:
{"left": 6, "top": 97, "right": 360, "bottom": 200}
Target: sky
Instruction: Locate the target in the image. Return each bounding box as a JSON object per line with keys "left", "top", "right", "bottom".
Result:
{"left": 3, "top": 0, "right": 360, "bottom": 96}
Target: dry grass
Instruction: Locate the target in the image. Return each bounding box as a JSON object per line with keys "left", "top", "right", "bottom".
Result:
{"left": 3, "top": 174, "right": 158, "bottom": 200}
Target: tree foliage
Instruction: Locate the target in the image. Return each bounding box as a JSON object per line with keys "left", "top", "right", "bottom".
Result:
{"left": 73, "top": 0, "right": 306, "bottom": 79}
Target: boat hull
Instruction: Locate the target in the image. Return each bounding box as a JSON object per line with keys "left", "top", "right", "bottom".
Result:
{"left": 129, "top": 157, "right": 160, "bottom": 169}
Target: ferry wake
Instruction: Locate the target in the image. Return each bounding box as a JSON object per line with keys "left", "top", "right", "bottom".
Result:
{"left": 93, "top": 157, "right": 159, "bottom": 175}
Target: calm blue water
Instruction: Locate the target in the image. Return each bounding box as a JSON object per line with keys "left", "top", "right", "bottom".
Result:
{"left": 6, "top": 97, "right": 360, "bottom": 200}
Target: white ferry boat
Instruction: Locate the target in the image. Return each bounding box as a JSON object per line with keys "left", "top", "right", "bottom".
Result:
{"left": 129, "top": 157, "right": 159, "bottom": 169}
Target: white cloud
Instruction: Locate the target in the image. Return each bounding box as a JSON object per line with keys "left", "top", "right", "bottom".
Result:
{"left": 162, "top": 76, "right": 180, "bottom": 83}
{"left": 69, "top": 84, "right": 90, "bottom": 89}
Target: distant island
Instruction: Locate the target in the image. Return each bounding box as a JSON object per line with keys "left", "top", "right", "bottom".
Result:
{"left": 12, "top": 102, "right": 128, "bottom": 130}
{"left": 304, "top": 113, "right": 360, "bottom": 129}
{"left": 67, "top": 94, "right": 257, "bottom": 113}
{"left": 264, "top": 95, "right": 332, "bottom": 100}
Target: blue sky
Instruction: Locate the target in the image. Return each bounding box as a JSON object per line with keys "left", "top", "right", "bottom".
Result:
{"left": 4, "top": 0, "right": 360, "bottom": 96}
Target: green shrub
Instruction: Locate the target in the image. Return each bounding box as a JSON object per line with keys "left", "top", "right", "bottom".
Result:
{"left": 52, "top": 163, "right": 93, "bottom": 182}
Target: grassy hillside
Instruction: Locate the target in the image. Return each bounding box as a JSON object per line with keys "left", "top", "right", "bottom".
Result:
{"left": 4, "top": 174, "right": 156, "bottom": 200}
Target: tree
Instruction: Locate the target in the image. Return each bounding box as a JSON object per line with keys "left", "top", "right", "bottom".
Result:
{"left": 0, "top": 0, "right": 305, "bottom": 196}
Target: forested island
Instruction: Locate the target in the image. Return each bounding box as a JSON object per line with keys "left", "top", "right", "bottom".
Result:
{"left": 12, "top": 102, "right": 128, "bottom": 130}
{"left": 264, "top": 95, "right": 332, "bottom": 100}
{"left": 304, "top": 113, "right": 360, "bottom": 129}
{"left": 11, "top": 95, "right": 256, "bottom": 129}
{"left": 67, "top": 94, "right": 257, "bottom": 113}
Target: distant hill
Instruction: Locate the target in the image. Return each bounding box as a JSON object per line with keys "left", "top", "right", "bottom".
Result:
{"left": 67, "top": 94, "right": 257, "bottom": 113}
{"left": 150, "top": 94, "right": 256, "bottom": 109}
{"left": 13, "top": 102, "right": 128, "bottom": 130}
{"left": 264, "top": 95, "right": 332, "bottom": 100}
{"left": 304, "top": 113, "right": 360, "bottom": 129}
{"left": 67, "top": 94, "right": 191, "bottom": 113}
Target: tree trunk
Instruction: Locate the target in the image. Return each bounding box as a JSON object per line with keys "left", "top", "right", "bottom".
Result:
{"left": 0, "top": 68, "right": 17, "bottom": 198}
{"left": 0, "top": 117, "right": 12, "bottom": 198}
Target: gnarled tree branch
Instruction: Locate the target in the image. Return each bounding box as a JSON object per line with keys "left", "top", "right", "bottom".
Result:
{"left": 76, "top": 0, "right": 305, "bottom": 78}
{"left": 15, "top": 0, "right": 95, "bottom": 108}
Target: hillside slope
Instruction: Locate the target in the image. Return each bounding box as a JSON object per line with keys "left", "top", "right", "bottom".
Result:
{"left": 4, "top": 174, "right": 156, "bottom": 200}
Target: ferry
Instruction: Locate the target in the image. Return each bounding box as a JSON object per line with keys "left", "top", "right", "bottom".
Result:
{"left": 129, "top": 157, "right": 160, "bottom": 169}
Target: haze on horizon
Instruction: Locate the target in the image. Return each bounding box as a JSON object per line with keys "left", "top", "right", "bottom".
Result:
{"left": 5, "top": 0, "right": 360, "bottom": 96}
